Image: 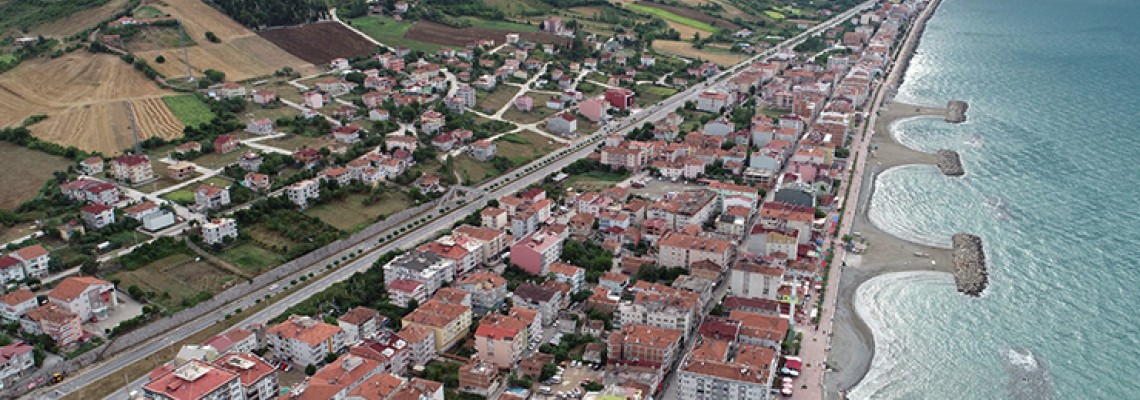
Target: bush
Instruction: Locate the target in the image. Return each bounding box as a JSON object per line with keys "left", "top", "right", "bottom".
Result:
{"left": 205, "top": 31, "right": 220, "bottom": 43}
{"left": 154, "top": 55, "right": 165, "bottom": 64}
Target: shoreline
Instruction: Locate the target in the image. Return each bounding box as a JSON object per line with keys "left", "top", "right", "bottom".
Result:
{"left": 821, "top": 0, "right": 957, "bottom": 397}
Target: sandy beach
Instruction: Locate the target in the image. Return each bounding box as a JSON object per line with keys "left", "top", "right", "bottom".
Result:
{"left": 822, "top": 101, "right": 960, "bottom": 398}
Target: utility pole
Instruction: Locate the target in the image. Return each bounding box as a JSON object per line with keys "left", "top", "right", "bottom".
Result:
{"left": 127, "top": 101, "right": 143, "bottom": 155}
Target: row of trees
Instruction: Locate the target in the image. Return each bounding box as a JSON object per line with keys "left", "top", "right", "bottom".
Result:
{"left": 210, "top": 0, "right": 328, "bottom": 28}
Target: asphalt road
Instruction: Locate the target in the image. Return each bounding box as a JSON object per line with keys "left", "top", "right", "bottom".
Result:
{"left": 43, "top": 2, "right": 875, "bottom": 398}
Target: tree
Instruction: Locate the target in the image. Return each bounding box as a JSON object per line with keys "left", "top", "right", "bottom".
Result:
{"left": 305, "top": 363, "right": 317, "bottom": 375}
{"left": 205, "top": 31, "right": 220, "bottom": 43}
{"left": 324, "top": 352, "right": 339, "bottom": 364}
{"left": 571, "top": 290, "right": 592, "bottom": 303}
{"left": 540, "top": 363, "right": 559, "bottom": 381}
{"left": 154, "top": 55, "right": 165, "bottom": 64}
{"left": 203, "top": 69, "right": 226, "bottom": 83}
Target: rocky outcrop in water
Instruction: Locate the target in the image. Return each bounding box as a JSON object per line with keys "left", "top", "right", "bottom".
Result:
{"left": 937, "top": 150, "right": 964, "bottom": 176}
{"left": 946, "top": 100, "right": 968, "bottom": 123}
{"left": 952, "top": 233, "right": 987, "bottom": 296}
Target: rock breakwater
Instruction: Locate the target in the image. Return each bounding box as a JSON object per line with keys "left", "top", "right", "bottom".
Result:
{"left": 946, "top": 100, "right": 968, "bottom": 123}
{"left": 936, "top": 150, "right": 964, "bottom": 176}
{"left": 952, "top": 233, "right": 987, "bottom": 296}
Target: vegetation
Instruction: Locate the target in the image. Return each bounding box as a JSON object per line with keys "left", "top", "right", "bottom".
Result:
{"left": 562, "top": 240, "right": 612, "bottom": 283}
{"left": 162, "top": 95, "right": 216, "bottom": 128}
{"left": 0, "top": 0, "right": 111, "bottom": 34}
{"left": 118, "top": 237, "right": 188, "bottom": 270}
{"left": 626, "top": 4, "right": 717, "bottom": 32}
{"left": 212, "top": 0, "right": 328, "bottom": 28}
{"left": 347, "top": 16, "right": 440, "bottom": 53}
{"left": 273, "top": 251, "right": 408, "bottom": 325}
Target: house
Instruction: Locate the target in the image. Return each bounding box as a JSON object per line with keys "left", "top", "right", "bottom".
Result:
{"left": 402, "top": 298, "right": 472, "bottom": 351}
{"left": 144, "top": 360, "right": 244, "bottom": 400}
{"left": 10, "top": 244, "right": 50, "bottom": 279}
{"left": 338, "top": 307, "right": 383, "bottom": 344}
{"left": 246, "top": 119, "right": 273, "bottom": 135}
{"left": 167, "top": 161, "right": 196, "bottom": 181}
{"left": 293, "top": 148, "right": 322, "bottom": 168}
{"left": 387, "top": 279, "right": 428, "bottom": 308}
{"left": 474, "top": 313, "right": 530, "bottom": 370}
{"left": 0, "top": 290, "right": 37, "bottom": 321}
{"left": 696, "top": 90, "right": 733, "bottom": 112}
{"left": 728, "top": 261, "right": 784, "bottom": 300}
{"left": 175, "top": 141, "right": 202, "bottom": 155}
{"left": 578, "top": 98, "right": 607, "bottom": 123}
{"left": 192, "top": 216, "right": 236, "bottom": 244}
{"left": 330, "top": 57, "right": 351, "bottom": 70}
{"left": 479, "top": 208, "right": 508, "bottom": 230}
{"left": 729, "top": 310, "right": 789, "bottom": 349}
{"left": 203, "top": 328, "right": 259, "bottom": 356}
{"left": 386, "top": 136, "right": 418, "bottom": 152}
{"left": 620, "top": 282, "right": 701, "bottom": 337}
{"left": 470, "top": 140, "right": 495, "bottom": 161}
{"left": 48, "top": 276, "right": 117, "bottom": 322}
{"left": 546, "top": 112, "right": 577, "bottom": 136}
{"left": 110, "top": 154, "right": 154, "bottom": 184}
{"left": 676, "top": 341, "right": 777, "bottom": 400}
{"left": 509, "top": 230, "right": 564, "bottom": 276}
{"left": 303, "top": 91, "right": 324, "bottom": 109}
{"left": 514, "top": 95, "right": 533, "bottom": 112}
{"left": 21, "top": 304, "right": 82, "bottom": 348}
{"left": 303, "top": 354, "right": 383, "bottom": 399}
{"left": 123, "top": 201, "right": 160, "bottom": 221}
{"left": 545, "top": 98, "right": 564, "bottom": 110}
{"left": 80, "top": 203, "right": 115, "bottom": 229}
{"left": 0, "top": 341, "right": 34, "bottom": 381}
{"left": 195, "top": 184, "right": 231, "bottom": 211}
{"left": 243, "top": 172, "right": 270, "bottom": 192}
{"left": 414, "top": 174, "right": 445, "bottom": 193}
{"left": 332, "top": 125, "right": 363, "bottom": 144}
{"left": 213, "top": 135, "right": 240, "bottom": 154}
{"left": 217, "top": 82, "right": 247, "bottom": 99}
{"left": 239, "top": 152, "right": 263, "bottom": 172}
{"left": 430, "top": 132, "right": 457, "bottom": 151}
{"left": 252, "top": 90, "right": 277, "bottom": 105}
{"left": 79, "top": 157, "right": 104, "bottom": 175}
{"left": 605, "top": 88, "right": 635, "bottom": 110}
{"left": 607, "top": 324, "right": 683, "bottom": 374}
{"left": 657, "top": 232, "right": 734, "bottom": 269}
{"left": 420, "top": 110, "right": 445, "bottom": 134}
{"left": 267, "top": 315, "right": 347, "bottom": 367}
{"left": 211, "top": 353, "right": 279, "bottom": 400}
{"left": 397, "top": 325, "right": 436, "bottom": 368}
{"left": 640, "top": 55, "right": 656, "bottom": 67}
{"left": 286, "top": 179, "right": 320, "bottom": 208}
{"left": 456, "top": 272, "right": 508, "bottom": 313}
{"left": 548, "top": 263, "right": 586, "bottom": 293}
{"left": 458, "top": 361, "right": 500, "bottom": 397}
{"left": 60, "top": 178, "right": 120, "bottom": 206}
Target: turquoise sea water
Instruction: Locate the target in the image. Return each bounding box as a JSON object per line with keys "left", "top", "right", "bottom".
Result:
{"left": 850, "top": 0, "right": 1140, "bottom": 398}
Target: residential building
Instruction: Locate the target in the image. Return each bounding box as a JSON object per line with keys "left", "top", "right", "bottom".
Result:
{"left": 0, "top": 341, "right": 34, "bottom": 382}
{"left": 728, "top": 261, "right": 784, "bottom": 300}
{"left": 647, "top": 190, "right": 717, "bottom": 230}
{"left": 453, "top": 225, "right": 509, "bottom": 264}
{"left": 203, "top": 328, "right": 259, "bottom": 356}
{"left": 110, "top": 154, "right": 154, "bottom": 183}
{"left": 80, "top": 203, "right": 115, "bottom": 229}
{"left": 387, "top": 279, "right": 428, "bottom": 308}
{"left": 339, "top": 306, "right": 383, "bottom": 344}
{"left": 79, "top": 157, "right": 104, "bottom": 175}
{"left": 457, "top": 361, "right": 500, "bottom": 397}
{"left": 455, "top": 272, "right": 508, "bottom": 313}
{"left": 239, "top": 153, "right": 263, "bottom": 172}
{"left": 607, "top": 324, "right": 683, "bottom": 370}
{"left": 676, "top": 341, "right": 777, "bottom": 400}
{"left": 471, "top": 139, "right": 495, "bottom": 161}
{"left": 124, "top": 201, "right": 160, "bottom": 221}
{"left": 48, "top": 276, "right": 117, "bottom": 322}
{"left": 201, "top": 218, "right": 238, "bottom": 245}
{"left": 21, "top": 304, "right": 82, "bottom": 348}
{"left": 0, "top": 290, "right": 37, "bottom": 321}
{"left": 10, "top": 244, "right": 50, "bottom": 279}
{"left": 605, "top": 88, "right": 635, "bottom": 110}
{"left": 167, "top": 161, "right": 196, "bottom": 181}
{"left": 214, "top": 135, "right": 240, "bottom": 154}
{"left": 266, "top": 315, "right": 347, "bottom": 367}
{"left": 243, "top": 173, "right": 270, "bottom": 192}
{"left": 548, "top": 263, "right": 586, "bottom": 293}
{"left": 619, "top": 282, "right": 700, "bottom": 337}
{"left": 480, "top": 208, "right": 508, "bottom": 230}
{"left": 396, "top": 325, "right": 436, "bottom": 367}
{"left": 212, "top": 353, "right": 279, "bottom": 400}
{"left": 546, "top": 112, "right": 577, "bottom": 136}
{"left": 473, "top": 313, "right": 529, "bottom": 370}
{"left": 729, "top": 310, "right": 790, "bottom": 349}
{"left": 382, "top": 250, "right": 456, "bottom": 297}
{"left": 286, "top": 179, "right": 320, "bottom": 208}
{"left": 303, "top": 354, "right": 383, "bottom": 399}
{"left": 511, "top": 283, "right": 563, "bottom": 326}
{"left": 350, "top": 331, "right": 412, "bottom": 375}
{"left": 143, "top": 360, "right": 244, "bottom": 400}
{"left": 401, "top": 298, "right": 472, "bottom": 351}
{"left": 696, "top": 90, "right": 733, "bottom": 112}
{"left": 194, "top": 185, "right": 231, "bottom": 211}
{"left": 509, "top": 230, "right": 565, "bottom": 276}
{"left": 656, "top": 232, "right": 734, "bottom": 269}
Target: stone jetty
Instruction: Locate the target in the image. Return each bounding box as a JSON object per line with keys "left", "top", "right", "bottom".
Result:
{"left": 952, "top": 233, "right": 987, "bottom": 296}
{"left": 946, "top": 100, "right": 968, "bottom": 123}
{"left": 936, "top": 150, "right": 964, "bottom": 176}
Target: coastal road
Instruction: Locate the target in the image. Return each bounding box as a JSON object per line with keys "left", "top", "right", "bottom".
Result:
{"left": 796, "top": 0, "right": 945, "bottom": 399}
{"left": 45, "top": 2, "right": 876, "bottom": 398}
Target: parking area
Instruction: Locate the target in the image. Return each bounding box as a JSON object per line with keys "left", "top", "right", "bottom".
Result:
{"left": 533, "top": 362, "right": 604, "bottom": 399}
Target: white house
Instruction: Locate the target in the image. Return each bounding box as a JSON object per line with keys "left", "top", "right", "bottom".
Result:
{"left": 47, "top": 277, "right": 118, "bottom": 322}
{"left": 201, "top": 218, "right": 239, "bottom": 245}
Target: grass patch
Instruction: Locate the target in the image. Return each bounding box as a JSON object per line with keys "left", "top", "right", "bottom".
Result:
{"left": 627, "top": 4, "right": 717, "bottom": 32}
{"left": 566, "top": 171, "right": 629, "bottom": 190}
{"left": 348, "top": 16, "right": 441, "bottom": 53}
{"left": 475, "top": 85, "right": 521, "bottom": 114}
{"left": 133, "top": 4, "right": 165, "bottom": 18}
{"left": 108, "top": 253, "right": 240, "bottom": 312}
{"left": 161, "top": 189, "right": 195, "bottom": 205}
{"left": 0, "top": 53, "right": 16, "bottom": 64}
{"left": 633, "top": 84, "right": 678, "bottom": 106}
{"left": 495, "top": 131, "right": 562, "bottom": 165}
{"left": 500, "top": 101, "right": 556, "bottom": 124}
{"left": 219, "top": 243, "right": 281, "bottom": 275}
{"left": 193, "top": 151, "right": 246, "bottom": 170}
{"left": 454, "top": 154, "right": 495, "bottom": 185}
{"left": 0, "top": 0, "right": 110, "bottom": 34}
{"left": 0, "top": 142, "right": 71, "bottom": 209}
{"left": 764, "top": 10, "right": 786, "bottom": 20}
{"left": 162, "top": 95, "right": 216, "bottom": 127}
{"left": 269, "top": 134, "right": 327, "bottom": 152}
{"left": 305, "top": 191, "right": 414, "bottom": 233}
{"left": 460, "top": 17, "right": 539, "bottom": 32}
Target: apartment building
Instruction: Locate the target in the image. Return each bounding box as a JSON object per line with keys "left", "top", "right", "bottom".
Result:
{"left": 509, "top": 230, "right": 565, "bottom": 276}
{"left": 266, "top": 315, "right": 347, "bottom": 367}
{"left": 143, "top": 360, "right": 243, "bottom": 400}
{"left": 401, "top": 298, "right": 472, "bottom": 351}
{"left": 656, "top": 232, "right": 734, "bottom": 269}
{"left": 47, "top": 276, "right": 118, "bottom": 321}
{"left": 728, "top": 261, "right": 785, "bottom": 300}
{"left": 382, "top": 250, "right": 456, "bottom": 297}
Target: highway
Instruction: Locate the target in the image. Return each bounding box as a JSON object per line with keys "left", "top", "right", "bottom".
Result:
{"left": 41, "top": 2, "right": 875, "bottom": 398}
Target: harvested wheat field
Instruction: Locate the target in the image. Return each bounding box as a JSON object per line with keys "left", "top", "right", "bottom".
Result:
{"left": 654, "top": 40, "right": 747, "bottom": 66}
{"left": 134, "top": 0, "right": 315, "bottom": 81}
{"left": 0, "top": 53, "right": 184, "bottom": 154}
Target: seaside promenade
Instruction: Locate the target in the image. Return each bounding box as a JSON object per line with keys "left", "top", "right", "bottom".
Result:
{"left": 794, "top": 0, "right": 944, "bottom": 398}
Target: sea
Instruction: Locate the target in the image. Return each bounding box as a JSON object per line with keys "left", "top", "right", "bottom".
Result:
{"left": 849, "top": 0, "right": 1140, "bottom": 398}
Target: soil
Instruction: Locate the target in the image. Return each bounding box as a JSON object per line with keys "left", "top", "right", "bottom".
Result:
{"left": 404, "top": 21, "right": 570, "bottom": 47}
{"left": 258, "top": 22, "right": 376, "bottom": 65}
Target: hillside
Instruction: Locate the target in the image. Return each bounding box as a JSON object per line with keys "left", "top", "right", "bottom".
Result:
{"left": 0, "top": 0, "right": 121, "bottom": 38}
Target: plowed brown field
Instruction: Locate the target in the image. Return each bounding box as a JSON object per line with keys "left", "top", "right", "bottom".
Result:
{"left": 0, "top": 53, "right": 183, "bottom": 154}
{"left": 133, "top": 0, "right": 315, "bottom": 81}
{"left": 258, "top": 22, "right": 376, "bottom": 65}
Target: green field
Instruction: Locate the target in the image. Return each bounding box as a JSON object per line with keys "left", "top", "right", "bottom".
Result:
{"left": 348, "top": 16, "right": 441, "bottom": 53}
{"left": 566, "top": 171, "right": 629, "bottom": 190}
{"left": 460, "top": 17, "right": 539, "bottom": 32}
{"left": 495, "top": 131, "right": 562, "bottom": 165}
{"left": 475, "top": 85, "right": 521, "bottom": 114}
{"left": 764, "top": 10, "right": 786, "bottom": 20}
{"left": 162, "top": 95, "right": 216, "bottom": 127}
{"left": 634, "top": 84, "right": 678, "bottom": 106}
{"left": 0, "top": 0, "right": 111, "bottom": 34}
{"left": 454, "top": 154, "right": 495, "bottom": 185}
{"left": 133, "top": 5, "right": 164, "bottom": 18}
{"left": 219, "top": 243, "right": 281, "bottom": 275}
{"left": 483, "top": 0, "right": 551, "bottom": 16}
{"left": 109, "top": 253, "right": 239, "bottom": 312}
{"left": 162, "top": 189, "right": 195, "bottom": 205}
{"left": 305, "top": 192, "right": 414, "bottom": 232}
{"left": 0, "top": 53, "right": 16, "bottom": 64}
{"left": 626, "top": 4, "right": 717, "bottom": 32}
